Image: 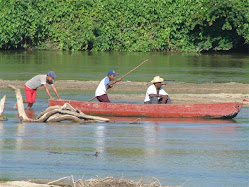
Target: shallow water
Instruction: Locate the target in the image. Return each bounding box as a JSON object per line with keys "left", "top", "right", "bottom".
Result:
{"left": 0, "top": 51, "right": 249, "bottom": 186}
{"left": 0, "top": 91, "right": 249, "bottom": 187}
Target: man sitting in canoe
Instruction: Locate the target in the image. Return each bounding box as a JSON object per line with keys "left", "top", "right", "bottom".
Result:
{"left": 24, "top": 71, "right": 61, "bottom": 109}
{"left": 95, "top": 70, "right": 122, "bottom": 102}
{"left": 144, "top": 76, "right": 172, "bottom": 104}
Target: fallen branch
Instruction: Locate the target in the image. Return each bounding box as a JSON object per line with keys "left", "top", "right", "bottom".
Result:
{"left": 46, "top": 113, "right": 84, "bottom": 123}
{"left": 8, "top": 84, "right": 110, "bottom": 123}
{"left": 0, "top": 95, "right": 7, "bottom": 121}
{"left": 129, "top": 118, "right": 141, "bottom": 124}
{"left": 35, "top": 106, "right": 61, "bottom": 119}
{"left": 8, "top": 85, "right": 32, "bottom": 122}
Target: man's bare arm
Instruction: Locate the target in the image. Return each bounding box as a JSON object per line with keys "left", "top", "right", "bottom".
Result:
{"left": 43, "top": 84, "right": 54, "bottom": 99}
{"left": 51, "top": 84, "right": 61, "bottom": 99}
{"left": 149, "top": 94, "right": 168, "bottom": 98}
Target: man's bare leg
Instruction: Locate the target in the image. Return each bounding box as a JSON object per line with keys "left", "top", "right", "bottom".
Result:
{"left": 27, "top": 103, "right": 33, "bottom": 110}
{"left": 15, "top": 100, "right": 28, "bottom": 109}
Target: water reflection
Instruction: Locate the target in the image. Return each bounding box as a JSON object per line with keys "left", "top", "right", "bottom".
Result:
{"left": 25, "top": 110, "right": 36, "bottom": 119}
{"left": 95, "top": 125, "right": 105, "bottom": 153}
{"left": 143, "top": 124, "right": 160, "bottom": 160}
{"left": 16, "top": 123, "right": 25, "bottom": 150}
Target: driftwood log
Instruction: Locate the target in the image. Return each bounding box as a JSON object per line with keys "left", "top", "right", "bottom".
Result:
{"left": 8, "top": 84, "right": 110, "bottom": 123}
{"left": 0, "top": 95, "right": 7, "bottom": 121}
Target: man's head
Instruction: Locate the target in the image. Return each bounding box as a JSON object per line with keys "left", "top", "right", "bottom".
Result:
{"left": 47, "top": 71, "right": 57, "bottom": 82}
{"left": 107, "top": 70, "right": 117, "bottom": 80}
{"left": 151, "top": 76, "right": 164, "bottom": 88}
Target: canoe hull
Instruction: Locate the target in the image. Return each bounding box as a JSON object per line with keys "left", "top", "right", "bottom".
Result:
{"left": 49, "top": 100, "right": 243, "bottom": 119}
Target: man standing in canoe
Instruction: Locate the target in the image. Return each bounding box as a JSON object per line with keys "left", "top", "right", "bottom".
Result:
{"left": 144, "top": 76, "right": 172, "bottom": 104}
{"left": 95, "top": 70, "right": 121, "bottom": 102}
{"left": 24, "top": 71, "right": 61, "bottom": 109}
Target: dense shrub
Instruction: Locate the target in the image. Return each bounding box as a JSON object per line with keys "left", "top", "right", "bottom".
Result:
{"left": 0, "top": 0, "right": 248, "bottom": 52}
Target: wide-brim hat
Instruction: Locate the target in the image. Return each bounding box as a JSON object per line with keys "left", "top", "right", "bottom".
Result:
{"left": 151, "top": 76, "right": 164, "bottom": 83}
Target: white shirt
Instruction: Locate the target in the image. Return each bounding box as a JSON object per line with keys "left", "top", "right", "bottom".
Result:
{"left": 144, "top": 84, "right": 168, "bottom": 102}
{"left": 95, "top": 76, "right": 110, "bottom": 97}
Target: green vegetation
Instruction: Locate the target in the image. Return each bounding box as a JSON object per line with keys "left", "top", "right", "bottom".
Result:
{"left": 0, "top": 0, "right": 248, "bottom": 52}
{"left": 0, "top": 178, "right": 12, "bottom": 182}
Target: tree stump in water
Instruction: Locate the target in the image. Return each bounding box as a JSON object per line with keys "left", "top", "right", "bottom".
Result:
{"left": 8, "top": 84, "right": 110, "bottom": 123}
{"left": 0, "top": 95, "right": 7, "bottom": 121}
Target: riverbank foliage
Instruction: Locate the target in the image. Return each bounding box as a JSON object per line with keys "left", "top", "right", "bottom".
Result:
{"left": 0, "top": 0, "right": 248, "bottom": 52}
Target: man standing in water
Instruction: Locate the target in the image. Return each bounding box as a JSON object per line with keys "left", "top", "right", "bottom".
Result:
{"left": 95, "top": 70, "right": 121, "bottom": 102}
{"left": 144, "top": 76, "right": 172, "bottom": 104}
{"left": 24, "top": 71, "right": 61, "bottom": 109}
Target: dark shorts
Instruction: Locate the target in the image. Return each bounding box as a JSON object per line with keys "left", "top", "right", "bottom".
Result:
{"left": 96, "top": 94, "right": 110, "bottom": 102}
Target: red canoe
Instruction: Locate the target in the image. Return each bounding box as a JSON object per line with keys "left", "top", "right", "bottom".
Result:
{"left": 49, "top": 100, "right": 243, "bottom": 119}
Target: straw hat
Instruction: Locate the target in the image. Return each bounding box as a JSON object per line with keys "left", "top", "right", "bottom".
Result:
{"left": 151, "top": 76, "right": 164, "bottom": 83}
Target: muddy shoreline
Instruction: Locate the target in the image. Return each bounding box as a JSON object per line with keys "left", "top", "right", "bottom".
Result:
{"left": 1, "top": 80, "right": 248, "bottom": 106}
{"left": 0, "top": 177, "right": 172, "bottom": 187}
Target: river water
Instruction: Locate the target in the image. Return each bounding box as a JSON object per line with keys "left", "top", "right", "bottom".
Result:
{"left": 0, "top": 51, "right": 249, "bottom": 186}
{"left": 1, "top": 50, "right": 249, "bottom": 83}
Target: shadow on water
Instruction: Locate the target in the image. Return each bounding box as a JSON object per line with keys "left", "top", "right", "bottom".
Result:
{"left": 108, "top": 116, "right": 238, "bottom": 124}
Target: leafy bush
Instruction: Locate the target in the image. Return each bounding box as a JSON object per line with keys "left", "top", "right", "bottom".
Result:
{"left": 0, "top": 0, "right": 248, "bottom": 51}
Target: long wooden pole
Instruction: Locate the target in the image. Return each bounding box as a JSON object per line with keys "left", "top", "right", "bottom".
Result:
{"left": 87, "top": 59, "right": 149, "bottom": 102}
{"left": 119, "top": 59, "right": 148, "bottom": 79}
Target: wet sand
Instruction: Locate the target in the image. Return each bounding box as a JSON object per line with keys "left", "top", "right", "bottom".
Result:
{"left": 0, "top": 181, "right": 59, "bottom": 187}
{"left": 1, "top": 80, "right": 248, "bottom": 106}
{"left": 0, "top": 178, "right": 172, "bottom": 187}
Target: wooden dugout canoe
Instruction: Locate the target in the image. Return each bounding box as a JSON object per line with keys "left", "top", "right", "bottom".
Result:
{"left": 49, "top": 100, "right": 243, "bottom": 119}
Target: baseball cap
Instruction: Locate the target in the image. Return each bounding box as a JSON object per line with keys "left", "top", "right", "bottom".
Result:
{"left": 107, "top": 70, "right": 117, "bottom": 76}
{"left": 47, "top": 71, "right": 57, "bottom": 79}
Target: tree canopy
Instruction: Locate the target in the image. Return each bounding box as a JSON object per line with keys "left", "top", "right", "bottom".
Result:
{"left": 0, "top": 0, "right": 248, "bottom": 52}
